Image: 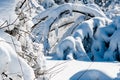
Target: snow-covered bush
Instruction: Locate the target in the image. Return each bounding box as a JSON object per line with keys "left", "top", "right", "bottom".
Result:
{"left": 0, "top": 36, "right": 35, "bottom": 80}
{"left": 56, "top": 13, "right": 120, "bottom": 62}
{"left": 0, "top": 0, "right": 47, "bottom": 79}
{"left": 32, "top": 3, "right": 107, "bottom": 57}
{"left": 104, "top": 16, "right": 120, "bottom": 61}
{"left": 31, "top": 1, "right": 120, "bottom": 62}
{"left": 56, "top": 17, "right": 112, "bottom": 61}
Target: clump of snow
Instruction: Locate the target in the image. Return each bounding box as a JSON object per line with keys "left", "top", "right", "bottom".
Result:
{"left": 56, "top": 36, "right": 76, "bottom": 60}
{"left": 0, "top": 37, "right": 35, "bottom": 80}
{"left": 0, "top": 30, "right": 22, "bottom": 54}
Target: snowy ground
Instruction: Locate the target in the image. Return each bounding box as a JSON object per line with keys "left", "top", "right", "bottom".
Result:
{"left": 46, "top": 59, "right": 120, "bottom": 80}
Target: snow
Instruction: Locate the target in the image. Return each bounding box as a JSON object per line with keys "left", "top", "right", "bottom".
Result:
{"left": 104, "top": 29, "right": 120, "bottom": 61}
{"left": 46, "top": 60, "right": 120, "bottom": 80}
{"left": 41, "top": 0, "right": 57, "bottom": 9}
{"left": 55, "top": 17, "right": 112, "bottom": 61}
{"left": 0, "top": 36, "right": 35, "bottom": 80}
{"left": 30, "top": 0, "right": 42, "bottom": 8}
{"left": 71, "top": 3, "right": 106, "bottom": 17}
{"left": 33, "top": 3, "right": 106, "bottom": 24}
{"left": 61, "top": 15, "right": 86, "bottom": 40}
{"left": 114, "top": 15, "right": 120, "bottom": 29}
{"left": 0, "top": 0, "right": 19, "bottom": 22}
{"left": 56, "top": 36, "right": 76, "bottom": 60}
{"left": 0, "top": 30, "right": 22, "bottom": 53}
{"left": 0, "top": 0, "right": 120, "bottom": 80}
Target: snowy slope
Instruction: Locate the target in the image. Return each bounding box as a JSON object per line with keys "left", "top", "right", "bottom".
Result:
{"left": 46, "top": 60, "right": 120, "bottom": 80}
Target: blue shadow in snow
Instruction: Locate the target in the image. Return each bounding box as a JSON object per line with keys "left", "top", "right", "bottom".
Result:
{"left": 70, "top": 69, "right": 113, "bottom": 80}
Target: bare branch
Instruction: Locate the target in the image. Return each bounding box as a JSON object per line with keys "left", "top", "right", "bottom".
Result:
{"left": 31, "top": 16, "right": 48, "bottom": 30}
{"left": 19, "top": 0, "right": 27, "bottom": 8}
{"left": 50, "top": 21, "right": 74, "bottom": 32}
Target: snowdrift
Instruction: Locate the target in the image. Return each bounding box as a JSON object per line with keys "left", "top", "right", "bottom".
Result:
{"left": 46, "top": 60, "right": 120, "bottom": 80}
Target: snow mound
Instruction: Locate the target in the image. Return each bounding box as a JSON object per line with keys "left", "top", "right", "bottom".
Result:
{"left": 0, "top": 36, "right": 35, "bottom": 80}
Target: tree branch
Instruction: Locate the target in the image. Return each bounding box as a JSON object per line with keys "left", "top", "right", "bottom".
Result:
{"left": 50, "top": 21, "right": 74, "bottom": 32}
{"left": 19, "top": 0, "right": 27, "bottom": 8}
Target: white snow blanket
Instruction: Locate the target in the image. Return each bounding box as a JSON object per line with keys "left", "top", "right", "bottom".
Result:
{"left": 0, "top": 30, "right": 35, "bottom": 80}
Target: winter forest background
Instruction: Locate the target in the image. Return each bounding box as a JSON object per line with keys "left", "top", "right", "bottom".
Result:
{"left": 0, "top": 0, "right": 120, "bottom": 80}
